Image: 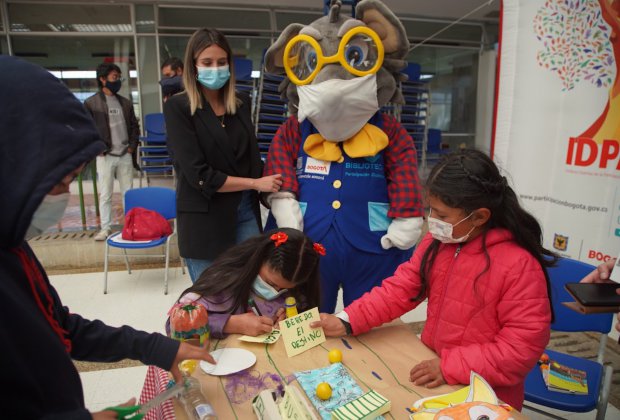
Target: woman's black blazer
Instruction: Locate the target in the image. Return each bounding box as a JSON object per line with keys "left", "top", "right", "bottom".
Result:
{"left": 163, "top": 92, "right": 263, "bottom": 259}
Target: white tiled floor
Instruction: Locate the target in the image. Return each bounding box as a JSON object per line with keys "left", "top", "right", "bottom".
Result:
{"left": 50, "top": 268, "right": 620, "bottom": 419}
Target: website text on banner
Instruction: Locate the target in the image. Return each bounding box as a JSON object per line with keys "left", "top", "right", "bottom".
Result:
{"left": 494, "top": 0, "right": 620, "bottom": 264}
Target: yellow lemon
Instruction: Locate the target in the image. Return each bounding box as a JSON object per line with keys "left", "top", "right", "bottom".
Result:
{"left": 328, "top": 349, "right": 343, "bottom": 364}
{"left": 179, "top": 359, "right": 198, "bottom": 375}
{"left": 316, "top": 382, "right": 332, "bottom": 400}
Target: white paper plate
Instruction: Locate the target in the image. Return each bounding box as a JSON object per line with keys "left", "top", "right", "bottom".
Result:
{"left": 199, "top": 348, "right": 257, "bottom": 376}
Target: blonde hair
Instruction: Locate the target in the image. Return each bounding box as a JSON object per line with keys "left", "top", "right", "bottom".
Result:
{"left": 182, "top": 28, "right": 241, "bottom": 115}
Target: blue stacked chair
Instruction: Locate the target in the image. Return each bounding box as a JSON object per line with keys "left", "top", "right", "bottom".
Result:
{"left": 139, "top": 113, "right": 173, "bottom": 186}
{"left": 234, "top": 57, "right": 255, "bottom": 96}
{"left": 399, "top": 62, "right": 431, "bottom": 167}
{"left": 254, "top": 71, "right": 288, "bottom": 160}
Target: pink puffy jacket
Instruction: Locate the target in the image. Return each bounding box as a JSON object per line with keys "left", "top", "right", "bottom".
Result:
{"left": 345, "top": 229, "right": 551, "bottom": 410}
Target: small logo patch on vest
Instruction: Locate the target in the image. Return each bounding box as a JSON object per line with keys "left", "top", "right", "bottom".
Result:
{"left": 304, "top": 157, "right": 331, "bottom": 175}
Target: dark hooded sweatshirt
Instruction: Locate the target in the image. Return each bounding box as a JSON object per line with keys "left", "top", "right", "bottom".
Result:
{"left": 0, "top": 56, "right": 179, "bottom": 419}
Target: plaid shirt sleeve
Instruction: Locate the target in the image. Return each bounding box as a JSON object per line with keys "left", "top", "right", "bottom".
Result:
{"left": 382, "top": 114, "right": 425, "bottom": 218}
{"left": 263, "top": 116, "right": 300, "bottom": 195}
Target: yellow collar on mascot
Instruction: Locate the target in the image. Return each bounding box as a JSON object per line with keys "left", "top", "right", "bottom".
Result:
{"left": 303, "top": 123, "right": 388, "bottom": 162}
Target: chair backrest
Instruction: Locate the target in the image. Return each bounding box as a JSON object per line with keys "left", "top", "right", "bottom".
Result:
{"left": 144, "top": 113, "right": 166, "bottom": 136}
{"left": 403, "top": 62, "right": 421, "bottom": 82}
{"left": 234, "top": 57, "right": 253, "bottom": 81}
{"left": 548, "top": 257, "right": 613, "bottom": 334}
{"left": 124, "top": 187, "right": 176, "bottom": 220}
{"left": 427, "top": 128, "right": 442, "bottom": 152}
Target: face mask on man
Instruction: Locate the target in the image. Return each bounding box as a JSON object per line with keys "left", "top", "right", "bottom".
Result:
{"left": 105, "top": 79, "right": 122, "bottom": 94}
{"left": 25, "top": 193, "right": 70, "bottom": 240}
{"left": 427, "top": 209, "right": 476, "bottom": 244}
{"left": 252, "top": 274, "right": 287, "bottom": 301}
{"left": 297, "top": 74, "right": 379, "bottom": 142}
{"left": 159, "top": 75, "right": 184, "bottom": 97}
{"left": 196, "top": 65, "right": 230, "bottom": 90}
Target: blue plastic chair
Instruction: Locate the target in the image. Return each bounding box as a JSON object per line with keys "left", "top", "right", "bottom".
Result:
{"left": 142, "top": 113, "right": 166, "bottom": 140}
{"left": 426, "top": 128, "right": 448, "bottom": 155}
{"left": 234, "top": 57, "right": 253, "bottom": 81}
{"left": 139, "top": 113, "right": 174, "bottom": 186}
{"left": 103, "top": 187, "right": 180, "bottom": 295}
{"left": 403, "top": 62, "right": 421, "bottom": 82}
{"left": 234, "top": 57, "right": 254, "bottom": 94}
{"left": 523, "top": 258, "right": 613, "bottom": 420}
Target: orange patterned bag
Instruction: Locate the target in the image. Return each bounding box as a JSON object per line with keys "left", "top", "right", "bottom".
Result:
{"left": 168, "top": 302, "right": 209, "bottom": 346}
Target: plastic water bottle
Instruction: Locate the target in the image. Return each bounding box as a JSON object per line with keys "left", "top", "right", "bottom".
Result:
{"left": 180, "top": 376, "right": 217, "bottom": 420}
{"left": 285, "top": 296, "right": 298, "bottom": 318}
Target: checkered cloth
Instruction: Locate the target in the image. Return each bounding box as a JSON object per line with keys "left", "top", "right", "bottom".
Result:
{"left": 139, "top": 365, "right": 177, "bottom": 420}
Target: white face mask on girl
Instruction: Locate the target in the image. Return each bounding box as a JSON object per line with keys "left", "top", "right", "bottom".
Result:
{"left": 427, "top": 209, "right": 475, "bottom": 244}
{"left": 252, "top": 274, "right": 287, "bottom": 300}
{"left": 25, "top": 192, "right": 70, "bottom": 240}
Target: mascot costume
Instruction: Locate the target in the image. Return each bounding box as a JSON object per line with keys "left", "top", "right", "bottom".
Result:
{"left": 263, "top": 0, "right": 424, "bottom": 312}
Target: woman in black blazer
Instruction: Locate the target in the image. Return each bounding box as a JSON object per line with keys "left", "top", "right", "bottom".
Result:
{"left": 164, "top": 28, "right": 282, "bottom": 283}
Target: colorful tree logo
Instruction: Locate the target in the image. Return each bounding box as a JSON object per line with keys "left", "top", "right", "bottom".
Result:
{"left": 534, "top": 0, "right": 615, "bottom": 91}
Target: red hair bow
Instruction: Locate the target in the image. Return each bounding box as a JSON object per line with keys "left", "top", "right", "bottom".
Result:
{"left": 313, "top": 242, "right": 326, "bottom": 256}
{"left": 270, "top": 232, "right": 288, "bottom": 247}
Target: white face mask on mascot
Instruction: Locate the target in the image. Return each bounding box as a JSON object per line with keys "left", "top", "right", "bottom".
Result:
{"left": 297, "top": 74, "right": 379, "bottom": 142}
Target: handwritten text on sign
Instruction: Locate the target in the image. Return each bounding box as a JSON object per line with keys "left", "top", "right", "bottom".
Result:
{"left": 279, "top": 307, "right": 325, "bottom": 357}
{"left": 238, "top": 329, "right": 281, "bottom": 344}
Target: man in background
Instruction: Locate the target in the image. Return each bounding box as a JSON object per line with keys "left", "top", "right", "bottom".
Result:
{"left": 161, "top": 57, "right": 183, "bottom": 78}
{"left": 85, "top": 63, "right": 140, "bottom": 241}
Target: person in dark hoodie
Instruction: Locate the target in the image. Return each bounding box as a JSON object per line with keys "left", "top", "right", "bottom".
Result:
{"left": 0, "top": 55, "right": 215, "bottom": 420}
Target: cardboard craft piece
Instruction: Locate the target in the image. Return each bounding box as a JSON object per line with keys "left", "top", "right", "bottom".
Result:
{"left": 409, "top": 372, "right": 514, "bottom": 420}
{"left": 331, "top": 390, "right": 390, "bottom": 420}
{"left": 561, "top": 301, "right": 620, "bottom": 315}
{"left": 252, "top": 385, "right": 319, "bottom": 420}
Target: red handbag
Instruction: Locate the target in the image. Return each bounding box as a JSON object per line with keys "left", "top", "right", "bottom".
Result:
{"left": 121, "top": 207, "right": 172, "bottom": 240}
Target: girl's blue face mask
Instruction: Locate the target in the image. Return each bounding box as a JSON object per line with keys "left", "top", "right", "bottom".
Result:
{"left": 252, "top": 274, "right": 287, "bottom": 301}
{"left": 196, "top": 65, "right": 230, "bottom": 90}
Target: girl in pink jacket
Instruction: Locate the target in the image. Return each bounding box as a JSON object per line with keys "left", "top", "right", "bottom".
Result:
{"left": 312, "top": 149, "right": 555, "bottom": 410}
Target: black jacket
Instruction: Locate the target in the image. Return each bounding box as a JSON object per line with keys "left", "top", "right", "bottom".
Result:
{"left": 0, "top": 56, "right": 179, "bottom": 419}
{"left": 164, "top": 92, "right": 263, "bottom": 259}
{"left": 84, "top": 91, "right": 140, "bottom": 155}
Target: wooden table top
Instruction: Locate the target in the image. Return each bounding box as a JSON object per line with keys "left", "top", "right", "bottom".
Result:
{"left": 170, "top": 321, "right": 527, "bottom": 419}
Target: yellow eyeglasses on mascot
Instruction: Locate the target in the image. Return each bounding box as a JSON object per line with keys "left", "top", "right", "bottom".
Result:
{"left": 263, "top": 0, "right": 425, "bottom": 313}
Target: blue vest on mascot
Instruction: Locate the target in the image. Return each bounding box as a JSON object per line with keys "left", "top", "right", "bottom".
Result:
{"left": 297, "top": 113, "right": 391, "bottom": 254}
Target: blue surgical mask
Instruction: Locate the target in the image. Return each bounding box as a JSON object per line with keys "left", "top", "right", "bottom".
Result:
{"left": 196, "top": 65, "right": 230, "bottom": 90}
{"left": 25, "top": 193, "right": 70, "bottom": 240}
{"left": 252, "top": 274, "right": 287, "bottom": 301}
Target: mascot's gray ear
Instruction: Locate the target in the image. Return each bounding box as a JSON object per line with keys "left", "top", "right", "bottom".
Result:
{"left": 356, "top": 0, "right": 410, "bottom": 59}
{"left": 264, "top": 23, "right": 305, "bottom": 74}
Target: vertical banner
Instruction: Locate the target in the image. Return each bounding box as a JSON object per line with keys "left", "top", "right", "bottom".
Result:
{"left": 494, "top": 0, "right": 620, "bottom": 264}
